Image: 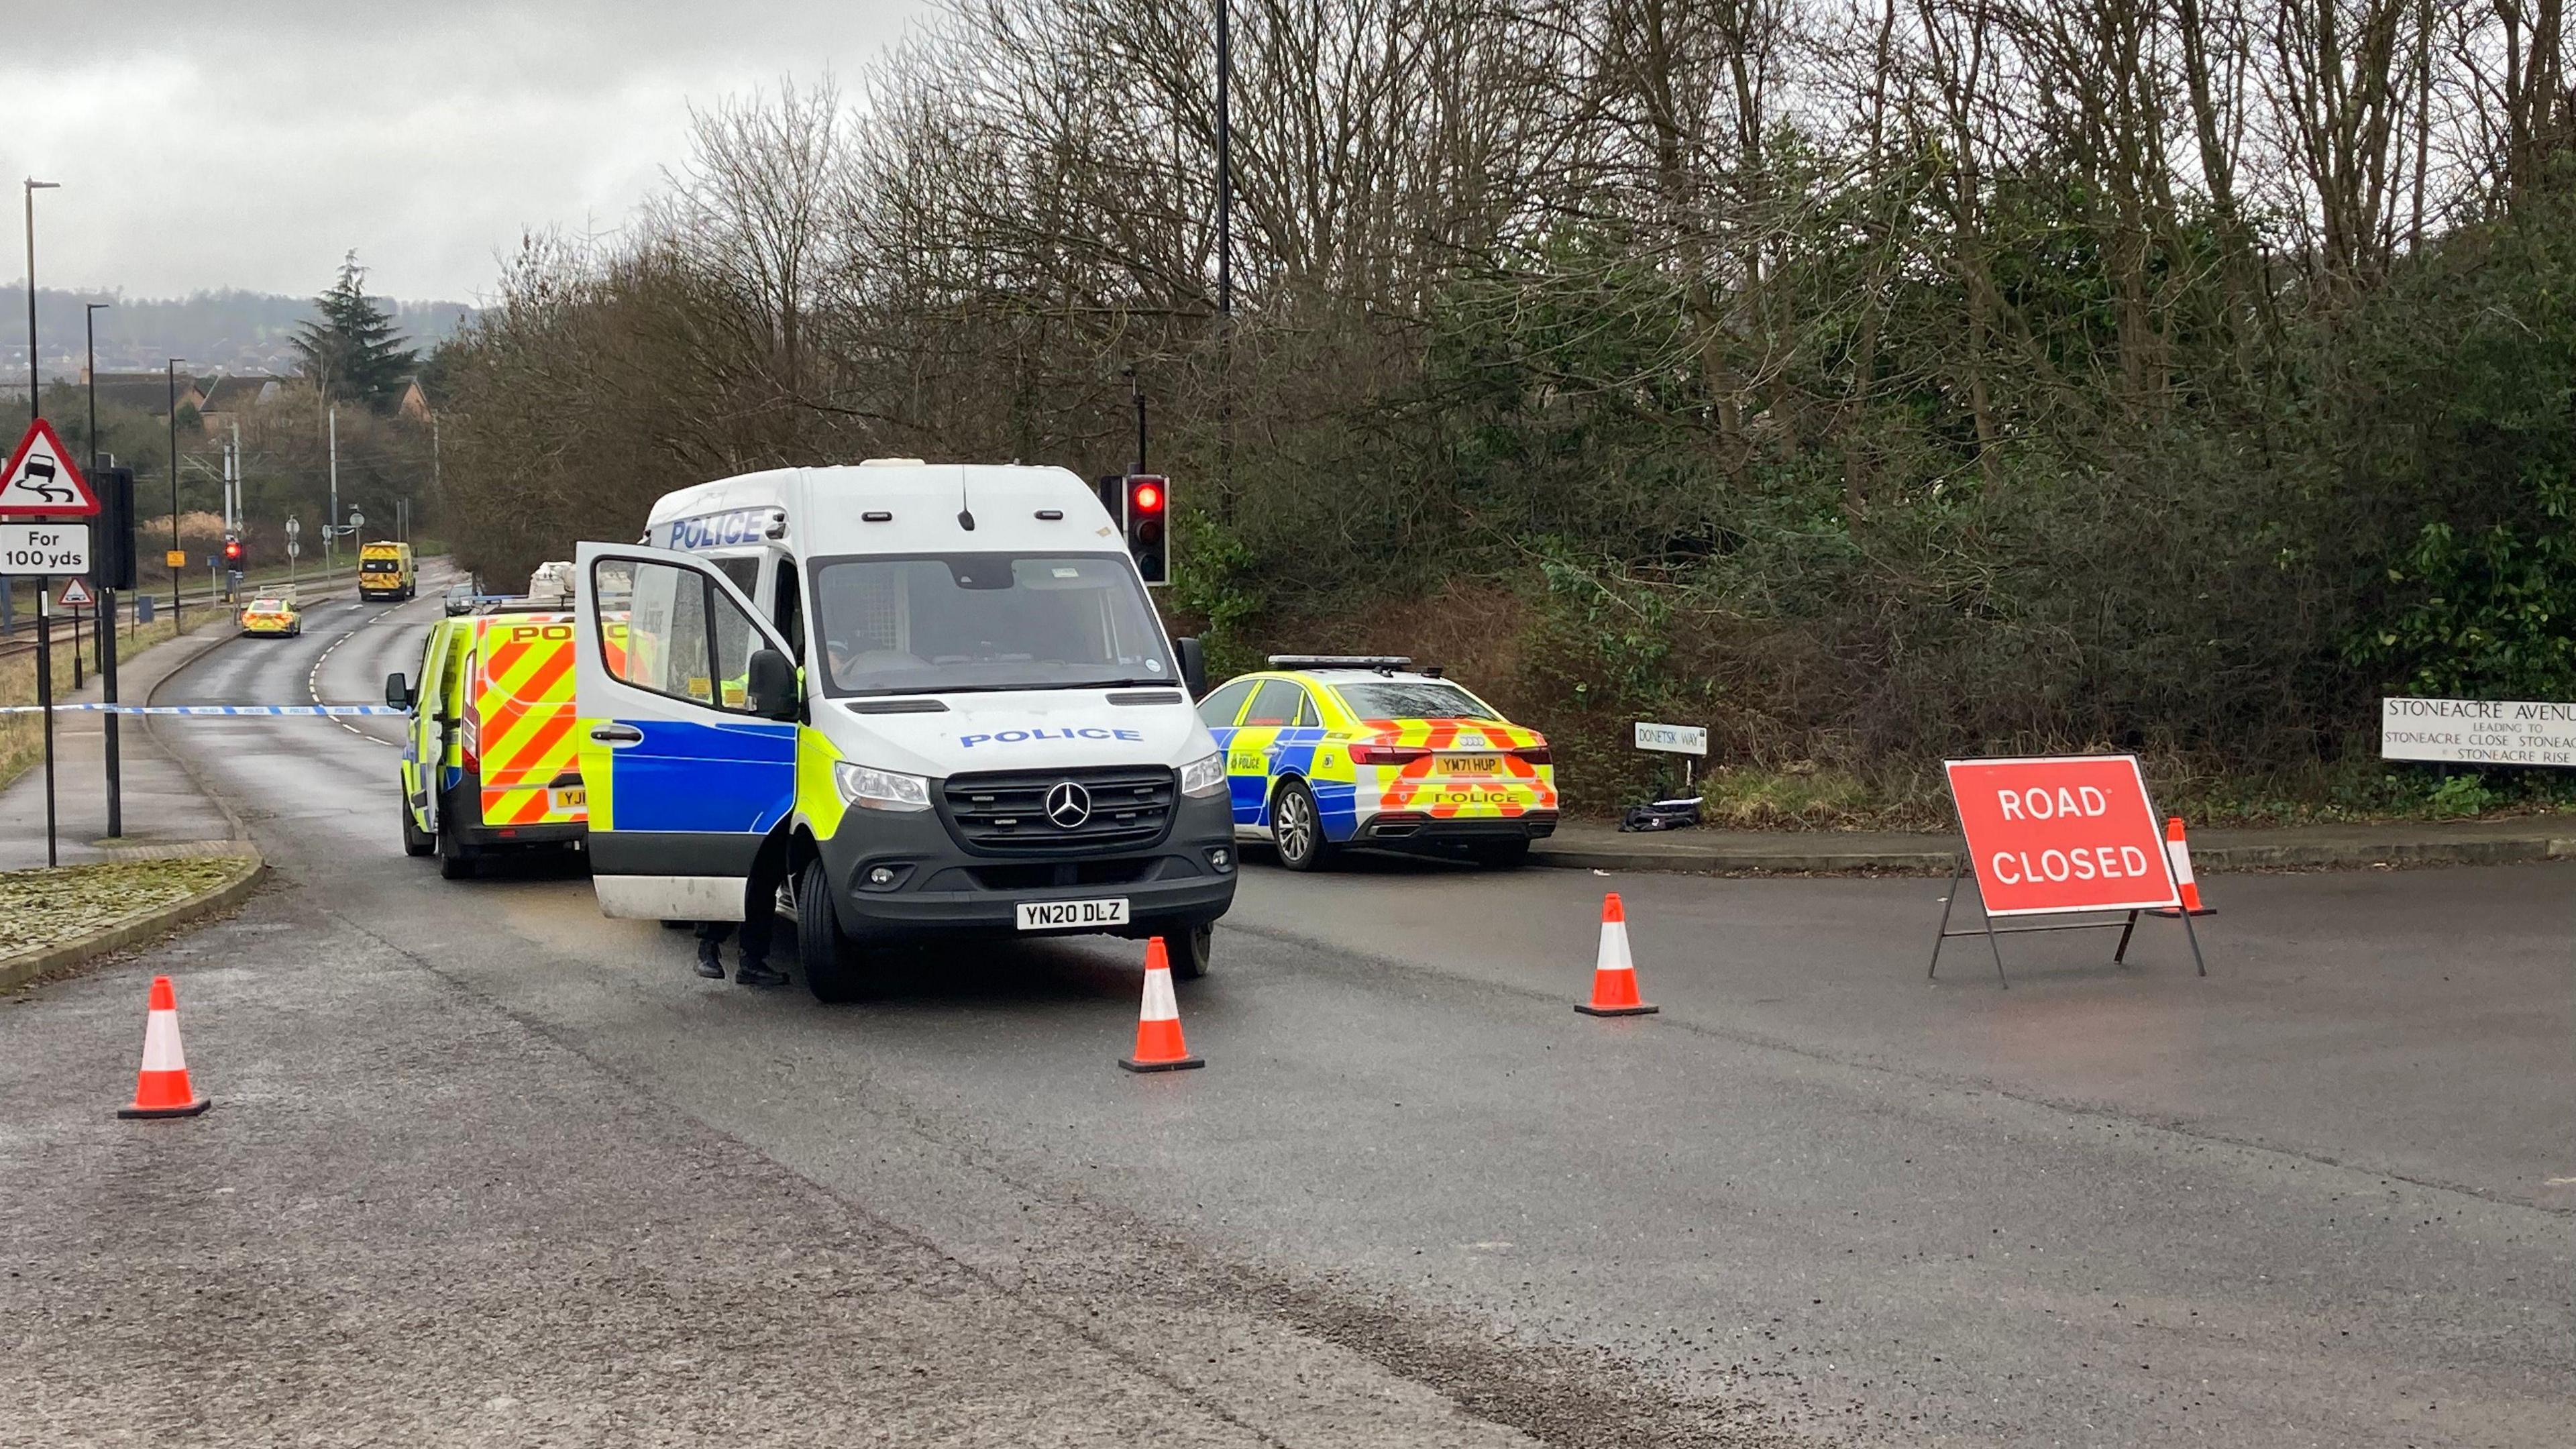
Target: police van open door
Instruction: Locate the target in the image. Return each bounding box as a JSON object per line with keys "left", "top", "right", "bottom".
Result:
{"left": 572, "top": 541, "right": 801, "bottom": 921}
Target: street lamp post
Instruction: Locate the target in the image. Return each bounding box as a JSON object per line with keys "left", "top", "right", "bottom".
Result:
{"left": 168, "top": 358, "right": 183, "bottom": 631}
{"left": 23, "top": 178, "right": 58, "bottom": 421}
{"left": 8, "top": 179, "right": 56, "bottom": 639}
{"left": 86, "top": 302, "right": 120, "bottom": 837}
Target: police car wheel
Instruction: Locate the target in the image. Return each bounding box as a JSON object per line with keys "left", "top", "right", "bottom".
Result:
{"left": 797, "top": 857, "right": 873, "bottom": 1003}
{"left": 1271, "top": 779, "right": 1332, "bottom": 871}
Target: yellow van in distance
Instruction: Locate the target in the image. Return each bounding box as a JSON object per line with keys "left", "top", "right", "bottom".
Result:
{"left": 358, "top": 541, "right": 417, "bottom": 600}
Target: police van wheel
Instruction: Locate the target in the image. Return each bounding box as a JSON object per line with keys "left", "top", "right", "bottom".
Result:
{"left": 400, "top": 798, "right": 435, "bottom": 858}
{"left": 797, "top": 857, "right": 872, "bottom": 1003}
{"left": 1271, "top": 780, "right": 1332, "bottom": 872}
{"left": 437, "top": 828, "right": 478, "bottom": 880}
{"left": 1157, "top": 920, "right": 1214, "bottom": 981}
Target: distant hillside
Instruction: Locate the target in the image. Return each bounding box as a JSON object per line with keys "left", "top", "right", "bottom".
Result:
{"left": 0, "top": 286, "right": 474, "bottom": 382}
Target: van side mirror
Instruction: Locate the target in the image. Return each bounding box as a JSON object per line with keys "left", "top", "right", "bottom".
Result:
{"left": 384, "top": 672, "right": 413, "bottom": 710}
{"left": 746, "top": 648, "right": 800, "bottom": 721}
{"left": 1176, "top": 637, "right": 1208, "bottom": 698}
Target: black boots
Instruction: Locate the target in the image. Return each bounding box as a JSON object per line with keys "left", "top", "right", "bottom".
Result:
{"left": 735, "top": 958, "right": 788, "bottom": 987}
{"left": 694, "top": 939, "right": 726, "bottom": 979}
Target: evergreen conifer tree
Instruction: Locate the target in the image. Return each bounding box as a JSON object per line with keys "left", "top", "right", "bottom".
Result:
{"left": 291, "top": 252, "right": 418, "bottom": 409}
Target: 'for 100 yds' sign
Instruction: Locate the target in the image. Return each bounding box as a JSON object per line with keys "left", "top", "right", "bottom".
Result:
{"left": 0, "top": 523, "right": 90, "bottom": 576}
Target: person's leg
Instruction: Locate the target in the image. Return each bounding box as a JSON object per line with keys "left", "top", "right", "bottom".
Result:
{"left": 734, "top": 869, "right": 788, "bottom": 987}
{"left": 693, "top": 920, "right": 732, "bottom": 979}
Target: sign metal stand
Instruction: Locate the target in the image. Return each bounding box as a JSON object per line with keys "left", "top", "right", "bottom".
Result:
{"left": 1927, "top": 857, "right": 2204, "bottom": 987}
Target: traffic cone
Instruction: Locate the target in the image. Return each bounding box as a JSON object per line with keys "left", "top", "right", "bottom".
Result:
{"left": 117, "top": 975, "right": 211, "bottom": 1119}
{"left": 1118, "top": 938, "right": 1204, "bottom": 1073}
{"left": 2149, "top": 816, "right": 2214, "bottom": 918}
{"left": 1575, "top": 892, "right": 1658, "bottom": 1017}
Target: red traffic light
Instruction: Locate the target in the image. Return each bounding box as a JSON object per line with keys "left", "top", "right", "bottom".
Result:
{"left": 1129, "top": 478, "right": 1164, "bottom": 514}
{"left": 222, "top": 538, "right": 243, "bottom": 563}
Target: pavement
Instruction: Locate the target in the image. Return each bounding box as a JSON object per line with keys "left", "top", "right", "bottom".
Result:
{"left": 0, "top": 616, "right": 248, "bottom": 870}
{"left": 1534, "top": 814, "right": 2576, "bottom": 873}
{"left": 1, "top": 584, "right": 2570, "bottom": 1447}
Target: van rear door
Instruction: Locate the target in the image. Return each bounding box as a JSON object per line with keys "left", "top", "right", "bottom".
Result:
{"left": 572, "top": 543, "right": 797, "bottom": 921}
{"left": 470, "top": 615, "right": 584, "bottom": 826}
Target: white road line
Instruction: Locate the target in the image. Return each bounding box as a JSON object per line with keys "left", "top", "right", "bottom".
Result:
{"left": 309, "top": 600, "right": 405, "bottom": 748}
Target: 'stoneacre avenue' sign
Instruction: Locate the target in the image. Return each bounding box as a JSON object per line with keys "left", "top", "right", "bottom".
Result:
{"left": 1944, "top": 755, "right": 2181, "bottom": 916}
{"left": 2380, "top": 697, "right": 2576, "bottom": 767}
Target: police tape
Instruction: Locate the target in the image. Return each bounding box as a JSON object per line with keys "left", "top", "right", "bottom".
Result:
{"left": 0, "top": 704, "right": 407, "bottom": 716}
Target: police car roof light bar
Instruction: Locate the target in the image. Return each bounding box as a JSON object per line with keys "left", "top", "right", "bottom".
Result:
{"left": 1265, "top": 655, "right": 1432, "bottom": 676}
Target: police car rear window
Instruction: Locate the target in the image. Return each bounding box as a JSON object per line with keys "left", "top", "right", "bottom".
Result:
{"left": 1332, "top": 681, "right": 1501, "bottom": 721}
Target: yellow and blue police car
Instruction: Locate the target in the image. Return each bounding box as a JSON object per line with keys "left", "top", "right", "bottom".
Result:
{"left": 1198, "top": 656, "right": 1557, "bottom": 869}
{"left": 237, "top": 594, "right": 303, "bottom": 637}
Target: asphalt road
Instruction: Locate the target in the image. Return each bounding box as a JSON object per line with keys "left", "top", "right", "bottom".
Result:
{"left": 3, "top": 588, "right": 2568, "bottom": 1447}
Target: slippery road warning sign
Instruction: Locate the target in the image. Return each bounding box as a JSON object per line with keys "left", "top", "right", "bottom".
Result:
{"left": 0, "top": 419, "right": 99, "bottom": 518}
{"left": 1945, "top": 755, "right": 2180, "bottom": 916}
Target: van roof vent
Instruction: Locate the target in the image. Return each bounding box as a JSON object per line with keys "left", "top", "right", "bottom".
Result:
{"left": 859, "top": 457, "right": 928, "bottom": 468}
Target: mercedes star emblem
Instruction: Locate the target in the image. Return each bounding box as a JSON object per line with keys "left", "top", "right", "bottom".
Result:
{"left": 1044, "top": 780, "right": 1093, "bottom": 828}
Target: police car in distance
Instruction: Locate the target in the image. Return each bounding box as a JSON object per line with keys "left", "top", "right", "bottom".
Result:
{"left": 237, "top": 594, "right": 303, "bottom": 637}
{"left": 1199, "top": 657, "right": 1558, "bottom": 869}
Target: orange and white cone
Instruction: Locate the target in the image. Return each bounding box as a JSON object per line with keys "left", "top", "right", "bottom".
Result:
{"left": 2149, "top": 816, "right": 2214, "bottom": 918}
{"left": 118, "top": 975, "right": 211, "bottom": 1119}
{"left": 1575, "top": 892, "right": 1658, "bottom": 1017}
{"left": 1118, "top": 938, "right": 1204, "bottom": 1073}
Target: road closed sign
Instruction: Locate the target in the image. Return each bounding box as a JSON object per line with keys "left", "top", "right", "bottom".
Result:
{"left": 1944, "top": 755, "right": 2179, "bottom": 916}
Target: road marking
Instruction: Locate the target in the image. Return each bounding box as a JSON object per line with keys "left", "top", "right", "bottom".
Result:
{"left": 2547, "top": 1176, "right": 2576, "bottom": 1186}
{"left": 307, "top": 593, "right": 418, "bottom": 748}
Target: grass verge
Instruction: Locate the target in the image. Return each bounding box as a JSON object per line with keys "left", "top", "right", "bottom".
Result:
{"left": 0, "top": 857, "right": 250, "bottom": 959}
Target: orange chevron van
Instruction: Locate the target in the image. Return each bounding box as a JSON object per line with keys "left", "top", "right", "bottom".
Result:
{"left": 388, "top": 605, "right": 588, "bottom": 878}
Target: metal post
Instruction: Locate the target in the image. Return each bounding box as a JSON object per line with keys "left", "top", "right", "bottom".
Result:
{"left": 1216, "top": 0, "right": 1234, "bottom": 497}
{"left": 1928, "top": 858, "right": 1963, "bottom": 980}
{"left": 86, "top": 303, "right": 119, "bottom": 837}
{"left": 24, "top": 178, "right": 58, "bottom": 421}
{"left": 36, "top": 589, "right": 55, "bottom": 867}
{"left": 168, "top": 359, "right": 182, "bottom": 631}
{"left": 1214, "top": 4, "right": 1231, "bottom": 323}
{"left": 327, "top": 404, "right": 338, "bottom": 579}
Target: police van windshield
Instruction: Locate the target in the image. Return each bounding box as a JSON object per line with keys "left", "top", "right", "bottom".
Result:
{"left": 811, "top": 553, "right": 1172, "bottom": 696}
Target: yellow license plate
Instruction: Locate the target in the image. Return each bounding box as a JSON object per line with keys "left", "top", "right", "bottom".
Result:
{"left": 547, "top": 786, "right": 587, "bottom": 812}
{"left": 1441, "top": 754, "right": 1504, "bottom": 775}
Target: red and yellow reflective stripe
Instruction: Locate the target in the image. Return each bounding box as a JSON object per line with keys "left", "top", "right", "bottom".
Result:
{"left": 474, "top": 617, "right": 582, "bottom": 824}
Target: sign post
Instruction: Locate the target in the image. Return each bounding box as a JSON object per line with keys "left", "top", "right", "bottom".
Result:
{"left": 1931, "top": 755, "right": 2204, "bottom": 986}
{"left": 58, "top": 576, "right": 90, "bottom": 690}
{"left": 0, "top": 419, "right": 104, "bottom": 868}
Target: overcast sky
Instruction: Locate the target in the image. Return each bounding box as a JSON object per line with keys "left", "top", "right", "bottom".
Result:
{"left": 12, "top": 1, "right": 934, "bottom": 303}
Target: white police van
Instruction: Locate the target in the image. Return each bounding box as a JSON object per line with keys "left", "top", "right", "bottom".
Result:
{"left": 570, "top": 460, "right": 1236, "bottom": 1000}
